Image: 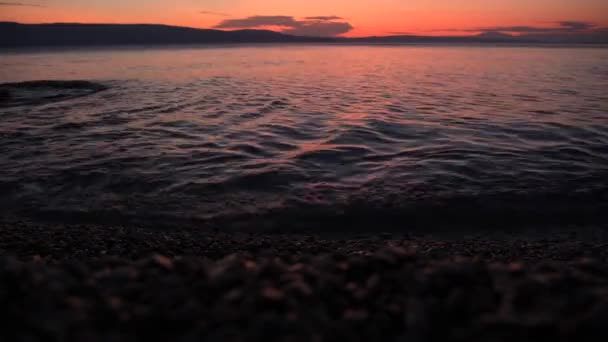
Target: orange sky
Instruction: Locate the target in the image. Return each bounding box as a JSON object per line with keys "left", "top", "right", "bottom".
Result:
{"left": 2, "top": 0, "right": 607, "bottom": 37}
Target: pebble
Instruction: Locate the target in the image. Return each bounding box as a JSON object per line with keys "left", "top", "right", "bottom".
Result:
{"left": 1, "top": 220, "right": 608, "bottom": 341}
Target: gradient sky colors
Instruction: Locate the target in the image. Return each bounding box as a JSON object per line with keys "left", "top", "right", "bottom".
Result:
{"left": 1, "top": 0, "right": 608, "bottom": 37}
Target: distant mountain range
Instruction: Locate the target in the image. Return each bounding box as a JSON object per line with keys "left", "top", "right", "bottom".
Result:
{"left": 1, "top": 22, "right": 607, "bottom": 47}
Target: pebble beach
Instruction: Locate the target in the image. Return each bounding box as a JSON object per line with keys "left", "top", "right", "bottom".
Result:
{"left": 3, "top": 220, "right": 608, "bottom": 341}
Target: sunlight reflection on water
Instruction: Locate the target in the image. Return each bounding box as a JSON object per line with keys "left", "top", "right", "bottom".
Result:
{"left": 1, "top": 45, "right": 607, "bottom": 227}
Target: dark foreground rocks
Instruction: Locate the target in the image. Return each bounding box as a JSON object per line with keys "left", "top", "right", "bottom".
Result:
{"left": 0, "top": 80, "right": 108, "bottom": 107}
{"left": 1, "top": 221, "right": 608, "bottom": 342}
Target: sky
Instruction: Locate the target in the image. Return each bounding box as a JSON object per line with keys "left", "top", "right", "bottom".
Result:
{"left": 1, "top": 0, "right": 608, "bottom": 37}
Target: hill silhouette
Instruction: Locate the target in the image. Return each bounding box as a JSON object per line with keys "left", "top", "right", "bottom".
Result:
{"left": 1, "top": 22, "right": 606, "bottom": 47}
{"left": 0, "top": 22, "right": 330, "bottom": 47}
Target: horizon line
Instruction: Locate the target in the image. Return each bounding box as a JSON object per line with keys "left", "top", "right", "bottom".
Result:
{"left": 3, "top": 21, "right": 607, "bottom": 43}
{"left": 0, "top": 21, "right": 521, "bottom": 39}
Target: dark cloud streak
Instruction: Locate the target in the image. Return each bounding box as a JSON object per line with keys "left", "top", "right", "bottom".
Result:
{"left": 452, "top": 21, "right": 598, "bottom": 34}
{"left": 284, "top": 21, "right": 353, "bottom": 37}
{"left": 214, "top": 16, "right": 298, "bottom": 29}
{"left": 200, "top": 10, "right": 230, "bottom": 17}
{"left": 304, "top": 16, "right": 343, "bottom": 21}
{"left": 387, "top": 31, "right": 414, "bottom": 36}
{"left": 213, "top": 15, "right": 353, "bottom": 37}
{"left": 558, "top": 21, "right": 595, "bottom": 30}
{"left": 0, "top": 2, "right": 44, "bottom": 6}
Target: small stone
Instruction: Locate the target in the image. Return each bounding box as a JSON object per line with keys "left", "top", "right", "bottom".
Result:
{"left": 66, "top": 296, "right": 85, "bottom": 309}
{"left": 244, "top": 260, "right": 257, "bottom": 270}
{"left": 261, "top": 287, "right": 285, "bottom": 301}
{"left": 508, "top": 262, "right": 524, "bottom": 274}
{"left": 224, "top": 289, "right": 243, "bottom": 302}
{"left": 288, "top": 263, "right": 305, "bottom": 272}
{"left": 366, "top": 274, "right": 380, "bottom": 289}
{"left": 287, "top": 281, "right": 313, "bottom": 297}
{"left": 153, "top": 254, "right": 174, "bottom": 270}
{"left": 108, "top": 296, "right": 122, "bottom": 310}
{"left": 343, "top": 308, "right": 369, "bottom": 321}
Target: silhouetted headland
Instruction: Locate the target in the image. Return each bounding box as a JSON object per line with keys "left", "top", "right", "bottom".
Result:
{"left": 1, "top": 22, "right": 607, "bottom": 47}
{"left": 0, "top": 22, "right": 330, "bottom": 47}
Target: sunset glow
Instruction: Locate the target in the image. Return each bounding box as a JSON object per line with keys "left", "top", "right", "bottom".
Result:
{"left": 2, "top": 0, "right": 607, "bottom": 37}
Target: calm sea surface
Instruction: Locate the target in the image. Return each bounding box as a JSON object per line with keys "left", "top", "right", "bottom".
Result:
{"left": 1, "top": 45, "right": 608, "bottom": 229}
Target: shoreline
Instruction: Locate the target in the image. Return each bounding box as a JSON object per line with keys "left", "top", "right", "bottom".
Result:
{"left": 2, "top": 219, "right": 608, "bottom": 341}
{"left": 3, "top": 187, "right": 608, "bottom": 233}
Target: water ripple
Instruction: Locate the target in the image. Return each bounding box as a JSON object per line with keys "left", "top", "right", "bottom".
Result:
{"left": 1, "top": 46, "right": 608, "bottom": 228}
